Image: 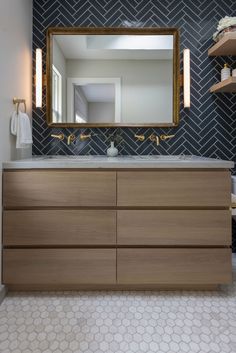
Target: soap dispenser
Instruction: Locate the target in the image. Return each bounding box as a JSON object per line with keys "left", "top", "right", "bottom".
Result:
{"left": 221, "top": 64, "right": 231, "bottom": 81}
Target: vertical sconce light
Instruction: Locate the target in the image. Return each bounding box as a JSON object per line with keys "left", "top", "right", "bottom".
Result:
{"left": 35, "top": 48, "right": 42, "bottom": 108}
{"left": 183, "top": 48, "right": 191, "bottom": 108}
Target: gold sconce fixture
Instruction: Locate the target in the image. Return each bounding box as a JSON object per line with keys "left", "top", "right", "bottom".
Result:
{"left": 67, "top": 134, "right": 76, "bottom": 145}
{"left": 160, "top": 134, "right": 175, "bottom": 141}
{"left": 51, "top": 133, "right": 64, "bottom": 141}
{"left": 134, "top": 134, "right": 145, "bottom": 142}
{"left": 80, "top": 133, "right": 91, "bottom": 141}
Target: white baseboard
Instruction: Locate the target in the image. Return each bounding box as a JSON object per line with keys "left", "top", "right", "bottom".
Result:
{"left": 0, "top": 285, "right": 7, "bottom": 304}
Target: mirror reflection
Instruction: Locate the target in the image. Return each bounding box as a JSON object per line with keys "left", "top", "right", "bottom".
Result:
{"left": 74, "top": 83, "right": 115, "bottom": 124}
{"left": 50, "top": 31, "right": 178, "bottom": 126}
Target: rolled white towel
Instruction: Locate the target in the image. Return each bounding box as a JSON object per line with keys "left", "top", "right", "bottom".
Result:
{"left": 11, "top": 110, "right": 33, "bottom": 149}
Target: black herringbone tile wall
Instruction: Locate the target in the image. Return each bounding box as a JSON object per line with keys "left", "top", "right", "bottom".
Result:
{"left": 33, "top": 0, "right": 236, "bottom": 251}
{"left": 33, "top": 0, "right": 236, "bottom": 160}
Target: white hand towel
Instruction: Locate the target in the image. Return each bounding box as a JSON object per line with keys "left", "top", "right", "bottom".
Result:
{"left": 11, "top": 110, "right": 33, "bottom": 149}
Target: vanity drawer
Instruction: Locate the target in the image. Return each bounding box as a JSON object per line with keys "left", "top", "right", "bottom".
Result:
{"left": 3, "top": 210, "right": 116, "bottom": 246}
{"left": 3, "top": 171, "right": 116, "bottom": 207}
{"left": 3, "top": 249, "right": 116, "bottom": 285}
{"left": 117, "top": 171, "right": 231, "bottom": 207}
{"left": 117, "top": 249, "right": 232, "bottom": 284}
{"left": 117, "top": 210, "right": 231, "bottom": 246}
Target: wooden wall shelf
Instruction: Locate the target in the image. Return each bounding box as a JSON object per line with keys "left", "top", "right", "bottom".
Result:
{"left": 208, "top": 33, "right": 236, "bottom": 56}
{"left": 210, "top": 77, "right": 236, "bottom": 93}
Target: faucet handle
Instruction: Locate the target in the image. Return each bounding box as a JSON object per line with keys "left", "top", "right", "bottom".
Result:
{"left": 134, "top": 134, "right": 145, "bottom": 142}
{"left": 51, "top": 133, "right": 64, "bottom": 141}
{"left": 80, "top": 133, "right": 91, "bottom": 141}
{"left": 160, "top": 134, "right": 175, "bottom": 141}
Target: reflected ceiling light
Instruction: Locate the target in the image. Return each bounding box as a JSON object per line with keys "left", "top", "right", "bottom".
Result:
{"left": 183, "top": 48, "right": 191, "bottom": 108}
{"left": 87, "top": 35, "right": 173, "bottom": 50}
{"left": 35, "top": 48, "right": 42, "bottom": 108}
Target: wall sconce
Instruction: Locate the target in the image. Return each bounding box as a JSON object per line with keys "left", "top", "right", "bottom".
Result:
{"left": 183, "top": 48, "right": 191, "bottom": 108}
{"left": 35, "top": 48, "right": 42, "bottom": 108}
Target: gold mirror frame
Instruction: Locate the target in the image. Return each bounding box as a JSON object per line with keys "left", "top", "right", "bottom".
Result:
{"left": 46, "top": 27, "right": 180, "bottom": 128}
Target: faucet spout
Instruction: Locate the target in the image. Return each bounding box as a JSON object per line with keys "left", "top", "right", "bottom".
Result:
{"left": 67, "top": 134, "right": 76, "bottom": 145}
{"left": 149, "top": 133, "right": 160, "bottom": 146}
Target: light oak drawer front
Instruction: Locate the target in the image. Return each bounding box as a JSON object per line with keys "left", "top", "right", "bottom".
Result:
{"left": 117, "top": 171, "right": 231, "bottom": 207}
{"left": 117, "top": 210, "right": 231, "bottom": 246}
{"left": 117, "top": 249, "right": 232, "bottom": 284}
{"left": 3, "top": 171, "right": 116, "bottom": 207}
{"left": 3, "top": 249, "right": 116, "bottom": 285}
{"left": 3, "top": 210, "right": 116, "bottom": 246}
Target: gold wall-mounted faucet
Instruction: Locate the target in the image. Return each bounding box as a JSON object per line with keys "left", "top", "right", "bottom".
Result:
{"left": 67, "top": 134, "right": 76, "bottom": 145}
{"left": 148, "top": 133, "right": 160, "bottom": 146}
{"left": 134, "top": 134, "right": 145, "bottom": 142}
{"left": 80, "top": 133, "right": 91, "bottom": 141}
{"left": 51, "top": 133, "right": 64, "bottom": 141}
{"left": 160, "top": 134, "right": 175, "bottom": 141}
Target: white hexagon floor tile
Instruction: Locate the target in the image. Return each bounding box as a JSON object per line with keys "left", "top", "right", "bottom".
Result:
{"left": 0, "top": 255, "right": 236, "bottom": 353}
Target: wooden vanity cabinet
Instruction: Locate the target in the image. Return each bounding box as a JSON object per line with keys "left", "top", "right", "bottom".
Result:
{"left": 3, "top": 170, "right": 116, "bottom": 207}
{"left": 117, "top": 171, "right": 231, "bottom": 207}
{"left": 2, "top": 169, "right": 232, "bottom": 290}
{"left": 117, "top": 249, "right": 232, "bottom": 284}
{"left": 4, "top": 249, "right": 116, "bottom": 285}
{"left": 4, "top": 210, "right": 116, "bottom": 246}
{"left": 117, "top": 210, "right": 231, "bottom": 246}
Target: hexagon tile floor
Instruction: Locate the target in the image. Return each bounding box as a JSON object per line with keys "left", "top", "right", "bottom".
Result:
{"left": 0, "top": 256, "right": 236, "bottom": 353}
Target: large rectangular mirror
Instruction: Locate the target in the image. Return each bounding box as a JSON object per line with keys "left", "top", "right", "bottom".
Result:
{"left": 47, "top": 28, "right": 180, "bottom": 127}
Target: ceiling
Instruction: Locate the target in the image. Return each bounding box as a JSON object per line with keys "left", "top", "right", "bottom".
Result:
{"left": 75, "top": 84, "right": 115, "bottom": 103}
{"left": 54, "top": 34, "right": 173, "bottom": 60}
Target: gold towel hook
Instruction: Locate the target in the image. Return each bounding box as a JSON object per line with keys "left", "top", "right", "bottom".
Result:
{"left": 13, "top": 98, "right": 26, "bottom": 114}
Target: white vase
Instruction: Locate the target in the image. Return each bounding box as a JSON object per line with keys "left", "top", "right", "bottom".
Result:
{"left": 107, "top": 141, "right": 118, "bottom": 157}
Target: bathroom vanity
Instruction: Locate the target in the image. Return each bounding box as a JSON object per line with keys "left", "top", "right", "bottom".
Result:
{"left": 2, "top": 156, "right": 233, "bottom": 290}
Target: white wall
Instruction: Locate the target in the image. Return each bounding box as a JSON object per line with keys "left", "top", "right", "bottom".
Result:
{"left": 0, "top": 0, "right": 32, "bottom": 287}
{"left": 74, "top": 86, "right": 88, "bottom": 123}
{"left": 67, "top": 59, "right": 173, "bottom": 124}
{"left": 88, "top": 102, "right": 115, "bottom": 123}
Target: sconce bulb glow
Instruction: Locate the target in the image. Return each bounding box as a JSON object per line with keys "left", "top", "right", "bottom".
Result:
{"left": 36, "top": 48, "right": 42, "bottom": 108}
{"left": 183, "top": 48, "right": 191, "bottom": 108}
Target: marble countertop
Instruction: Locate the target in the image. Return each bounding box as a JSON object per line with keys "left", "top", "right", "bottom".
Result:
{"left": 2, "top": 155, "right": 234, "bottom": 169}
